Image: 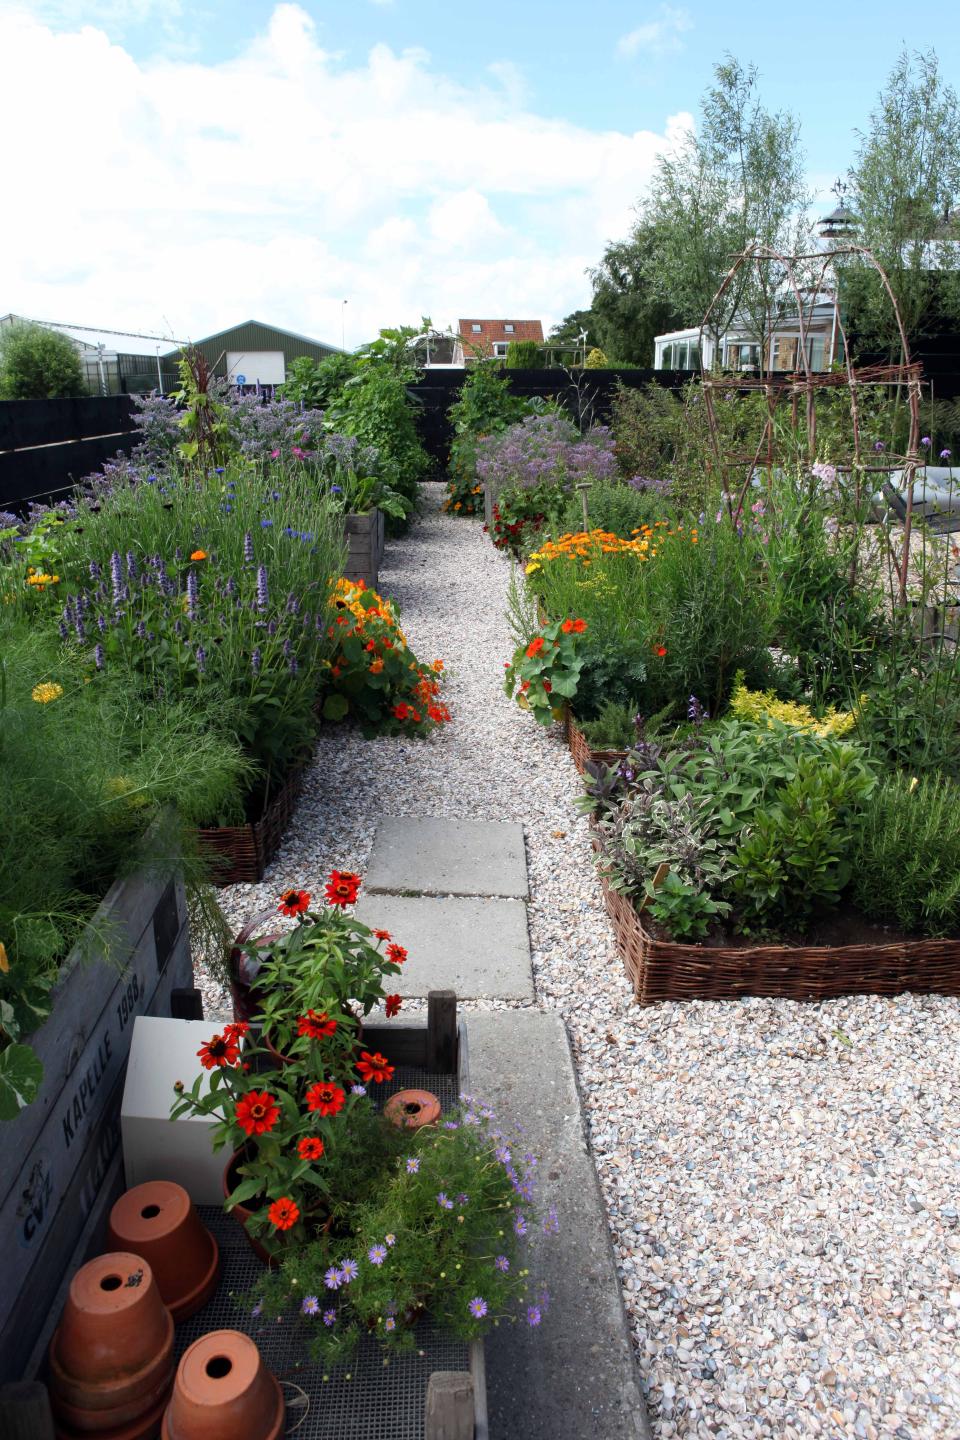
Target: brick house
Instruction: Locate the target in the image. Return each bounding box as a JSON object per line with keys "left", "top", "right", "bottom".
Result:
{"left": 456, "top": 318, "right": 544, "bottom": 363}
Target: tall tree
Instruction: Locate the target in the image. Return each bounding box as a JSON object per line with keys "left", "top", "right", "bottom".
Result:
{"left": 588, "top": 223, "right": 683, "bottom": 364}
{"left": 594, "top": 57, "right": 811, "bottom": 366}
{"left": 844, "top": 49, "right": 960, "bottom": 359}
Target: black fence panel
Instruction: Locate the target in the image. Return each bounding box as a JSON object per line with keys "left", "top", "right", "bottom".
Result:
{"left": 0, "top": 433, "right": 137, "bottom": 513}
{"left": 0, "top": 395, "right": 137, "bottom": 451}
{"left": 408, "top": 367, "right": 695, "bottom": 472}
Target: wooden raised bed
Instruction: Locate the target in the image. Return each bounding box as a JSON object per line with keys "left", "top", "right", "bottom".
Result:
{"left": 564, "top": 709, "right": 629, "bottom": 776}
{"left": 0, "top": 860, "right": 192, "bottom": 1383}
{"left": 343, "top": 508, "right": 385, "bottom": 590}
{"left": 592, "top": 834, "right": 960, "bottom": 1006}
{"left": 197, "top": 760, "right": 308, "bottom": 886}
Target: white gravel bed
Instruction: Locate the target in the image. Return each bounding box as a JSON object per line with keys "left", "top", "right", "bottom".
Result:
{"left": 202, "top": 484, "right": 960, "bottom": 1438}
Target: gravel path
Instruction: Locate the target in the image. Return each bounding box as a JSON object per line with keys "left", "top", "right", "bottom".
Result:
{"left": 205, "top": 484, "right": 960, "bottom": 1439}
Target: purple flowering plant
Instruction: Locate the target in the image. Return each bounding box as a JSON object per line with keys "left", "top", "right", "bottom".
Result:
{"left": 249, "top": 1099, "right": 554, "bottom": 1362}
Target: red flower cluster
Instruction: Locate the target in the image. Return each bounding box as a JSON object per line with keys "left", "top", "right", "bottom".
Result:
{"left": 297, "top": 1010, "right": 337, "bottom": 1040}
{"left": 356, "top": 1051, "right": 395, "bottom": 1084}
{"left": 561, "top": 618, "right": 587, "bottom": 634}
{"left": 325, "top": 870, "right": 361, "bottom": 907}
{"left": 306, "top": 1081, "right": 346, "bottom": 1116}
{"left": 526, "top": 637, "right": 545, "bottom": 658}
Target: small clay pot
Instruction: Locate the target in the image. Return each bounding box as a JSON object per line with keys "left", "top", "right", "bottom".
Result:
{"left": 49, "top": 1253, "right": 174, "bottom": 1429}
{"left": 107, "top": 1183, "right": 219, "bottom": 1323}
{"left": 52, "top": 1388, "right": 171, "bottom": 1440}
{"left": 221, "top": 1151, "right": 274, "bottom": 1266}
{"left": 161, "top": 1332, "right": 284, "bottom": 1440}
{"left": 384, "top": 1088, "right": 442, "bottom": 1131}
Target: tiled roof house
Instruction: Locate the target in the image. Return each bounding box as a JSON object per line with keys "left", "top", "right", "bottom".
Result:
{"left": 456, "top": 318, "right": 544, "bottom": 363}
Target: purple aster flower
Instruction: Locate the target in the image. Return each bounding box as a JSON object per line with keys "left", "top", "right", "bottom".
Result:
{"left": 543, "top": 1206, "right": 559, "bottom": 1234}
{"left": 494, "top": 1255, "right": 510, "bottom": 1272}
{"left": 339, "top": 1259, "right": 358, "bottom": 1283}
{"left": 384, "top": 1317, "right": 396, "bottom": 1332}
{"left": 385, "top": 1234, "right": 396, "bottom": 1247}
{"left": 874, "top": 440, "right": 885, "bottom": 452}
{"left": 256, "top": 565, "right": 269, "bottom": 612}
{"left": 921, "top": 436, "right": 931, "bottom": 447}
{"left": 495, "top": 1146, "right": 511, "bottom": 1165}
{"left": 405, "top": 1157, "right": 420, "bottom": 1174}
{"left": 526, "top": 1305, "right": 541, "bottom": 1327}
{"left": 301, "top": 1295, "right": 319, "bottom": 1315}
{"left": 94, "top": 643, "right": 105, "bottom": 670}
{"left": 251, "top": 1301, "right": 263, "bottom": 1317}
{"left": 443, "top": 1121, "right": 459, "bottom": 1130}
{"left": 464, "top": 1112, "right": 479, "bottom": 1126}
{"left": 244, "top": 531, "right": 255, "bottom": 565}
{"left": 351, "top": 1084, "right": 367, "bottom": 1096}
{"left": 456, "top": 1193, "right": 469, "bottom": 1206}
{"left": 323, "top": 1309, "right": 336, "bottom": 1326}
{"left": 437, "top": 1192, "right": 454, "bottom": 1210}
{"left": 941, "top": 448, "right": 952, "bottom": 460}
{"left": 513, "top": 1212, "right": 528, "bottom": 1237}
{"left": 368, "top": 1244, "right": 387, "bottom": 1266}
{"left": 324, "top": 1267, "right": 342, "bottom": 1290}
{"left": 468, "top": 1297, "right": 488, "bottom": 1319}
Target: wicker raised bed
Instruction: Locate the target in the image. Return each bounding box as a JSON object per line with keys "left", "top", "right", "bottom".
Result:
{"left": 591, "top": 834, "right": 960, "bottom": 1005}
{"left": 564, "top": 710, "right": 629, "bottom": 776}
{"left": 197, "top": 760, "right": 307, "bottom": 886}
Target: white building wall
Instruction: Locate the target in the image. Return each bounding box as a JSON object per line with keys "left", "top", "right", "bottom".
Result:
{"left": 225, "top": 350, "right": 285, "bottom": 384}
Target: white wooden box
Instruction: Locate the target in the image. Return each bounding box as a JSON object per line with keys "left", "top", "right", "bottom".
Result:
{"left": 121, "top": 1017, "right": 228, "bottom": 1204}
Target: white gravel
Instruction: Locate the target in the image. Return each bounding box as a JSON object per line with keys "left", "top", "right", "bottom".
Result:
{"left": 203, "top": 483, "right": 960, "bottom": 1438}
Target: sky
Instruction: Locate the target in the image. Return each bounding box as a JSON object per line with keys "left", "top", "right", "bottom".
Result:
{"left": 2, "top": 0, "right": 958, "bottom": 349}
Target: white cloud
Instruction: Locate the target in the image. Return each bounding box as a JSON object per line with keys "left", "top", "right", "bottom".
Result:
{"left": 0, "top": 4, "right": 679, "bottom": 343}
{"left": 618, "top": 7, "right": 692, "bottom": 59}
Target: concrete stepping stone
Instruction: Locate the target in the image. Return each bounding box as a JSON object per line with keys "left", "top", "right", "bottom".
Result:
{"left": 354, "top": 894, "right": 534, "bottom": 1001}
{"left": 364, "top": 818, "right": 529, "bottom": 899}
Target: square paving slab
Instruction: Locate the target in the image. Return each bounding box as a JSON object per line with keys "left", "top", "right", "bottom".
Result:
{"left": 364, "top": 817, "right": 529, "bottom": 899}
{"left": 354, "top": 893, "right": 534, "bottom": 1001}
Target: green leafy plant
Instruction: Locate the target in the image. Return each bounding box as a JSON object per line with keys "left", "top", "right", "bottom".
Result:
{"left": 0, "top": 321, "right": 86, "bottom": 399}
{"left": 505, "top": 339, "right": 541, "bottom": 368}
{"left": 504, "top": 616, "right": 589, "bottom": 725}
{"left": 644, "top": 869, "right": 730, "bottom": 939}
{"left": 851, "top": 773, "right": 960, "bottom": 936}
{"left": 579, "top": 699, "right": 642, "bottom": 750}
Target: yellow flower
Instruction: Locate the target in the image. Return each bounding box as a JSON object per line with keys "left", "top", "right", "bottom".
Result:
{"left": 32, "top": 682, "right": 64, "bottom": 704}
{"left": 0, "top": 941, "right": 8, "bottom": 973}
{"left": 908, "top": 776, "right": 919, "bottom": 793}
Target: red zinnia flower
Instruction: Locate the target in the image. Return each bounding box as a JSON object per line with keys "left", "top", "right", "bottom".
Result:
{"left": 225, "top": 1020, "right": 250, "bottom": 1041}
{"left": 297, "top": 1009, "right": 338, "bottom": 1040}
{"left": 278, "top": 888, "right": 311, "bottom": 916}
{"left": 268, "top": 1197, "right": 300, "bottom": 1230}
{"left": 235, "top": 1091, "right": 281, "bottom": 1136}
{"left": 306, "top": 1081, "right": 346, "bottom": 1116}
{"left": 385, "top": 994, "right": 402, "bottom": 1018}
{"left": 325, "top": 870, "right": 361, "bottom": 907}
{"left": 297, "top": 1136, "right": 325, "bottom": 1161}
{"left": 386, "top": 942, "right": 408, "bottom": 966}
{"left": 373, "top": 928, "right": 392, "bottom": 942}
{"left": 525, "top": 637, "right": 545, "bottom": 658}
{"left": 197, "top": 1031, "right": 241, "bottom": 1070}
{"left": 356, "top": 1051, "right": 395, "bottom": 1084}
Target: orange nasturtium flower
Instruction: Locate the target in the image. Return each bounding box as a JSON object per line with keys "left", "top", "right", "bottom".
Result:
{"left": 190, "top": 549, "right": 208, "bottom": 561}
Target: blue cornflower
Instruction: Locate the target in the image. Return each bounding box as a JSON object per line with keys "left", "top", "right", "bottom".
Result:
{"left": 260, "top": 518, "right": 273, "bottom": 528}
{"left": 331, "top": 485, "right": 343, "bottom": 494}
{"left": 368, "top": 1244, "right": 387, "bottom": 1266}
{"left": 468, "top": 1297, "right": 487, "bottom": 1319}
{"left": 457, "top": 1193, "right": 469, "bottom": 1206}
{"left": 874, "top": 440, "right": 885, "bottom": 452}
{"left": 215, "top": 467, "right": 225, "bottom": 474}
{"left": 921, "top": 436, "right": 931, "bottom": 447}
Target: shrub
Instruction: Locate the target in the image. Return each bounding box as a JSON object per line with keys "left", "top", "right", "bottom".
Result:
{"left": 445, "top": 364, "right": 528, "bottom": 514}
{"left": 325, "top": 369, "right": 428, "bottom": 528}
{"left": 0, "top": 321, "right": 87, "bottom": 399}
{"left": 584, "top": 347, "right": 609, "bottom": 368}
{"left": 851, "top": 773, "right": 960, "bottom": 936}
{"left": 505, "top": 339, "right": 541, "bottom": 367}
{"left": 609, "top": 382, "right": 681, "bottom": 481}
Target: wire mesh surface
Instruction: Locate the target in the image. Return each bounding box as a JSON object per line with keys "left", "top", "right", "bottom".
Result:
{"left": 176, "top": 1067, "right": 470, "bottom": 1439}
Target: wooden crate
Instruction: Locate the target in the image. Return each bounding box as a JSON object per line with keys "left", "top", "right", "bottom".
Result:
{"left": 0, "top": 864, "right": 193, "bottom": 1382}
{"left": 343, "top": 509, "right": 385, "bottom": 589}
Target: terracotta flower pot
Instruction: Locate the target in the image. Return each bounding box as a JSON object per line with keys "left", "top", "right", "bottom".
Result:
{"left": 384, "top": 1088, "right": 442, "bottom": 1131}
{"left": 262, "top": 1008, "right": 364, "bottom": 1070}
{"left": 161, "top": 1332, "right": 284, "bottom": 1440}
{"left": 49, "top": 1253, "right": 174, "bottom": 1433}
{"left": 52, "top": 1389, "right": 172, "bottom": 1440}
{"left": 107, "top": 1182, "right": 219, "bottom": 1323}
{"left": 223, "top": 1150, "right": 332, "bottom": 1265}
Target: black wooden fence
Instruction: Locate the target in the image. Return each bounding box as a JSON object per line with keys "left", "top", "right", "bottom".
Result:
{"left": 0, "top": 395, "right": 138, "bottom": 512}
{"left": 408, "top": 367, "right": 696, "bottom": 473}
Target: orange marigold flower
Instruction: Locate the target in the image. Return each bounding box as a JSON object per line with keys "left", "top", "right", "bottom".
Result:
{"left": 190, "top": 549, "right": 208, "bottom": 562}
{"left": 386, "top": 943, "right": 408, "bottom": 966}
{"left": 306, "top": 1081, "right": 346, "bottom": 1116}
{"left": 197, "top": 1030, "right": 241, "bottom": 1069}
{"left": 297, "top": 1010, "right": 337, "bottom": 1040}
{"left": 325, "top": 870, "right": 361, "bottom": 907}
{"left": 384, "top": 994, "right": 402, "bottom": 1018}
{"left": 268, "top": 1197, "right": 300, "bottom": 1230}
{"left": 278, "top": 888, "right": 311, "bottom": 916}
{"left": 356, "top": 1051, "right": 395, "bottom": 1084}
{"left": 235, "top": 1091, "right": 281, "bottom": 1136}
{"left": 297, "top": 1137, "right": 325, "bottom": 1161}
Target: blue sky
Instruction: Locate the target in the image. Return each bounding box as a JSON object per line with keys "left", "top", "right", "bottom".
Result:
{"left": 3, "top": 1, "right": 958, "bottom": 347}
